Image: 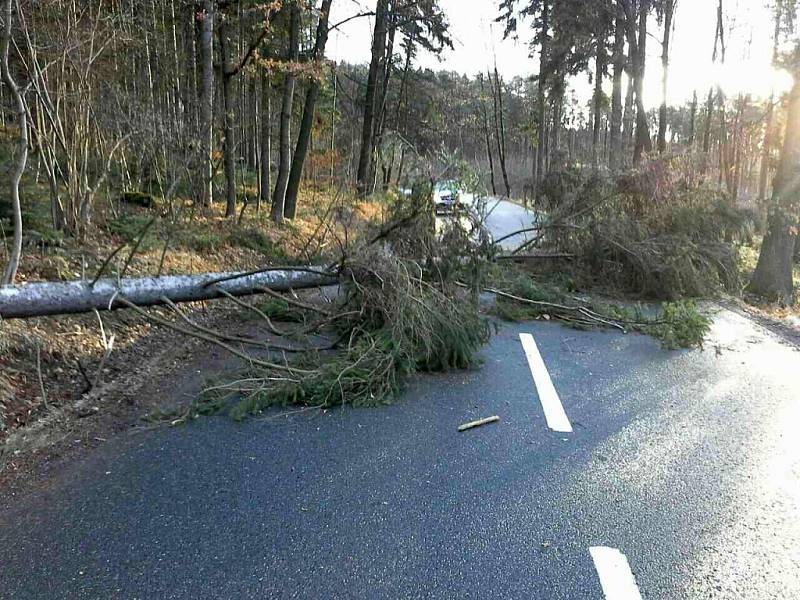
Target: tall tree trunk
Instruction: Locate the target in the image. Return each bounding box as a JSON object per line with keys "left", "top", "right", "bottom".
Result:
{"left": 750, "top": 72, "right": 800, "bottom": 303}
{"left": 392, "top": 40, "right": 412, "bottom": 135}
{"left": 492, "top": 67, "right": 511, "bottom": 197}
{"left": 717, "top": 101, "right": 727, "bottom": 188}
{"left": 759, "top": 4, "right": 783, "bottom": 202}
{"left": 284, "top": 0, "right": 334, "bottom": 219}
{"left": 703, "top": 0, "right": 725, "bottom": 157}
{"left": 371, "top": 14, "right": 396, "bottom": 191}
{"left": 535, "top": 0, "right": 549, "bottom": 197}
{"left": 219, "top": 14, "right": 237, "bottom": 218}
{"left": 549, "top": 80, "right": 564, "bottom": 169}
{"left": 199, "top": 0, "right": 215, "bottom": 207}
{"left": 259, "top": 71, "right": 272, "bottom": 211}
{"left": 760, "top": 94, "right": 777, "bottom": 202}
{"left": 732, "top": 97, "right": 744, "bottom": 202}
{"left": 183, "top": 2, "right": 199, "bottom": 134}
{"left": 702, "top": 86, "right": 714, "bottom": 153}
{"left": 609, "top": 8, "right": 625, "bottom": 171}
{"left": 271, "top": 1, "right": 300, "bottom": 222}
{"left": 632, "top": 0, "right": 652, "bottom": 164}
{"left": 479, "top": 75, "right": 497, "bottom": 196}
{"left": 688, "top": 89, "right": 697, "bottom": 146}
{"left": 592, "top": 45, "right": 606, "bottom": 171}
{"left": 385, "top": 38, "right": 412, "bottom": 189}
{"left": 329, "top": 67, "right": 337, "bottom": 184}
{"left": 0, "top": 0, "right": 26, "bottom": 285}
{"left": 622, "top": 69, "right": 635, "bottom": 151}
{"left": 356, "top": 0, "right": 389, "bottom": 197}
{"left": 396, "top": 145, "right": 406, "bottom": 185}
{"left": 657, "top": 0, "right": 675, "bottom": 154}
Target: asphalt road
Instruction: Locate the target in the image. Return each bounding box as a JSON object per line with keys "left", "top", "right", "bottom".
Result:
{"left": 479, "top": 197, "right": 541, "bottom": 250}
{"left": 1, "top": 306, "right": 798, "bottom": 599}
{"left": 434, "top": 197, "right": 540, "bottom": 252}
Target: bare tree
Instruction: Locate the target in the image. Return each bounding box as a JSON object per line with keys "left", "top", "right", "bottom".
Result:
{"left": 609, "top": 4, "right": 625, "bottom": 170}
{"left": 478, "top": 74, "right": 497, "bottom": 196}
{"left": 657, "top": 0, "right": 676, "bottom": 154}
{"left": 536, "top": 0, "right": 550, "bottom": 192}
{"left": 633, "top": 0, "right": 652, "bottom": 162}
{"left": 491, "top": 66, "right": 511, "bottom": 197}
{"left": 687, "top": 89, "right": 697, "bottom": 146}
{"left": 199, "top": 0, "right": 215, "bottom": 207}
{"left": 284, "top": 0, "right": 335, "bottom": 220}
{"left": 219, "top": 9, "right": 238, "bottom": 217}
{"left": 0, "top": 0, "right": 26, "bottom": 284}
{"left": 356, "top": 0, "right": 389, "bottom": 198}
{"left": 271, "top": 1, "right": 300, "bottom": 222}
{"left": 259, "top": 70, "right": 272, "bottom": 211}
{"left": 592, "top": 37, "right": 607, "bottom": 170}
{"left": 618, "top": 0, "right": 652, "bottom": 164}
{"left": 218, "top": 3, "right": 277, "bottom": 218}
{"left": 702, "top": 0, "right": 725, "bottom": 155}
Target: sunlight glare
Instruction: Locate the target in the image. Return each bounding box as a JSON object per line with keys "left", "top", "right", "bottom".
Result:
{"left": 717, "top": 62, "right": 794, "bottom": 100}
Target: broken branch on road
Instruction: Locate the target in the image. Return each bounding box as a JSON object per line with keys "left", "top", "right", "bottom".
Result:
{"left": 458, "top": 415, "right": 500, "bottom": 432}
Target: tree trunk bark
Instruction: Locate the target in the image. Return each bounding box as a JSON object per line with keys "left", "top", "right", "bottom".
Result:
{"left": 329, "top": 67, "right": 338, "bottom": 184}
{"left": 492, "top": 67, "right": 511, "bottom": 197}
{"left": 760, "top": 93, "right": 776, "bottom": 202}
{"left": 199, "top": 0, "right": 215, "bottom": 207}
{"left": 750, "top": 211, "right": 797, "bottom": 303}
{"left": 371, "top": 16, "right": 396, "bottom": 191}
{"left": 592, "top": 46, "right": 606, "bottom": 171}
{"left": 219, "top": 14, "right": 237, "bottom": 218}
{"left": 703, "top": 0, "right": 725, "bottom": 157}
{"left": 356, "top": 0, "right": 389, "bottom": 197}
{"left": 732, "top": 99, "right": 744, "bottom": 202}
{"left": 0, "top": 269, "right": 336, "bottom": 319}
{"left": 259, "top": 71, "right": 272, "bottom": 211}
{"left": 688, "top": 89, "right": 697, "bottom": 146}
{"left": 759, "top": 5, "right": 783, "bottom": 202}
{"left": 549, "top": 82, "right": 564, "bottom": 169}
{"left": 271, "top": 1, "right": 300, "bottom": 222}
{"left": 702, "top": 86, "right": 714, "bottom": 153}
{"left": 622, "top": 70, "right": 635, "bottom": 152}
{"left": 609, "top": 8, "right": 624, "bottom": 171}
{"left": 750, "top": 73, "right": 800, "bottom": 304}
{"left": 183, "top": 2, "right": 199, "bottom": 135}
{"left": 632, "top": 0, "right": 652, "bottom": 164}
{"left": 0, "top": 0, "right": 28, "bottom": 285}
{"left": 284, "top": 0, "right": 334, "bottom": 220}
{"left": 479, "top": 75, "right": 497, "bottom": 196}
{"left": 392, "top": 40, "right": 412, "bottom": 136}
{"left": 535, "top": 0, "right": 549, "bottom": 197}
{"left": 657, "top": 0, "right": 674, "bottom": 154}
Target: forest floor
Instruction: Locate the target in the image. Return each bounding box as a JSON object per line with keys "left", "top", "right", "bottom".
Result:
{"left": 0, "top": 181, "right": 384, "bottom": 484}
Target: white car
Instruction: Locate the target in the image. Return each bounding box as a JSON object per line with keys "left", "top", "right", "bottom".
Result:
{"left": 433, "top": 181, "right": 463, "bottom": 215}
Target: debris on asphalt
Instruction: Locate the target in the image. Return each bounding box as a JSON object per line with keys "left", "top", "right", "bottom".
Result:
{"left": 458, "top": 415, "right": 500, "bottom": 432}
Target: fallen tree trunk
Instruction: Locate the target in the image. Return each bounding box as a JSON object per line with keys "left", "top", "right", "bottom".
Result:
{"left": 496, "top": 253, "right": 575, "bottom": 261}
{"left": 0, "top": 268, "right": 336, "bottom": 319}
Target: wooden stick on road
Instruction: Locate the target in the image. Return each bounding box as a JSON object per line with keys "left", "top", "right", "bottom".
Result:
{"left": 458, "top": 415, "right": 500, "bottom": 432}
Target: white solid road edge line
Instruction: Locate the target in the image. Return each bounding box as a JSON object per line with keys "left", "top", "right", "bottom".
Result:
{"left": 518, "top": 333, "right": 573, "bottom": 433}
{"left": 589, "top": 546, "right": 644, "bottom": 600}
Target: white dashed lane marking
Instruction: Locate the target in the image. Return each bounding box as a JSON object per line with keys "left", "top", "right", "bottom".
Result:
{"left": 520, "top": 335, "right": 642, "bottom": 599}
{"left": 589, "top": 546, "right": 644, "bottom": 600}
{"left": 518, "top": 333, "right": 572, "bottom": 433}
